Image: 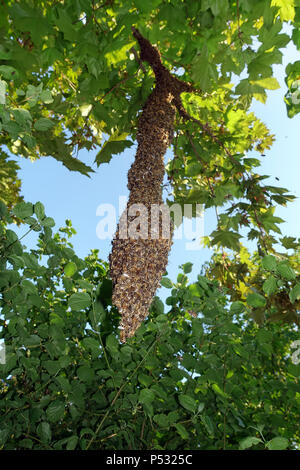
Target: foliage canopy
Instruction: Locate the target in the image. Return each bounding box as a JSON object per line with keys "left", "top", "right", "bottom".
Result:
{"left": 0, "top": 0, "right": 300, "bottom": 250}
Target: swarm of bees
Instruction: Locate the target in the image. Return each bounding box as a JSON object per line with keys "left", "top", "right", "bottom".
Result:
{"left": 109, "top": 28, "right": 194, "bottom": 342}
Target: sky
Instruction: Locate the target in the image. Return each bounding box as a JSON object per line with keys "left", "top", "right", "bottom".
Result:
{"left": 11, "top": 37, "right": 300, "bottom": 301}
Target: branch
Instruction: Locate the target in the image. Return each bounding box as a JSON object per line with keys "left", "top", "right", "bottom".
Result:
{"left": 131, "top": 27, "right": 162, "bottom": 72}
{"left": 131, "top": 26, "right": 194, "bottom": 95}
{"left": 86, "top": 333, "right": 161, "bottom": 449}
{"left": 236, "top": 0, "right": 243, "bottom": 43}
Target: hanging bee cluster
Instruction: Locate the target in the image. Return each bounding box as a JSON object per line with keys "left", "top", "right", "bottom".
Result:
{"left": 109, "top": 27, "right": 193, "bottom": 342}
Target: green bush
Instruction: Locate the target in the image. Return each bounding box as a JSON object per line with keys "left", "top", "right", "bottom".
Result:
{"left": 0, "top": 201, "right": 299, "bottom": 450}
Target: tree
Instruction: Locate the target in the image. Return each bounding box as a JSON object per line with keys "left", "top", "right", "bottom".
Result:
{"left": 0, "top": 0, "right": 299, "bottom": 450}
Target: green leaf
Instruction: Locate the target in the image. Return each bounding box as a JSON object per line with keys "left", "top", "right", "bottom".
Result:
{"left": 250, "top": 77, "right": 280, "bottom": 90}
{"left": 266, "top": 437, "right": 289, "bottom": 450}
{"left": 82, "top": 337, "right": 100, "bottom": 356}
{"left": 68, "top": 292, "right": 91, "bottom": 310}
{"left": 256, "top": 329, "right": 273, "bottom": 344}
{"left": 185, "top": 187, "right": 209, "bottom": 204}
{"left": 43, "top": 360, "right": 61, "bottom": 375}
{"left": 134, "top": 0, "right": 161, "bottom": 13}
{"left": 77, "top": 365, "right": 95, "bottom": 383}
{"left": 292, "top": 28, "right": 300, "bottom": 51}
{"left": 22, "top": 252, "right": 39, "bottom": 269}
{"left": 0, "top": 79, "right": 7, "bottom": 104}
{"left": 21, "top": 279, "right": 38, "bottom": 295}
{"left": 0, "top": 65, "right": 18, "bottom": 80}
{"left": 79, "top": 104, "right": 92, "bottom": 117}
{"left": 156, "top": 313, "right": 168, "bottom": 322}
{"left": 235, "top": 79, "right": 267, "bottom": 103}
{"left": 276, "top": 262, "right": 296, "bottom": 280}
{"left": 262, "top": 255, "right": 277, "bottom": 271}
{"left": 212, "top": 383, "right": 228, "bottom": 399}
{"left": 95, "top": 133, "right": 133, "bottom": 166}
{"left": 34, "top": 118, "right": 54, "bottom": 131}
{"left": 174, "top": 423, "right": 189, "bottom": 439}
{"left": 153, "top": 414, "right": 169, "bottom": 428}
{"left": 197, "top": 402, "right": 205, "bottom": 413}
{"left": 262, "top": 276, "right": 277, "bottom": 295}
{"left": 41, "top": 217, "right": 55, "bottom": 227}
{"left": 18, "top": 439, "right": 33, "bottom": 449}
{"left": 160, "top": 277, "right": 173, "bottom": 288}
{"left": 185, "top": 162, "right": 202, "bottom": 176}
{"left": 271, "top": 0, "right": 295, "bottom": 21}
{"left": 259, "top": 209, "right": 284, "bottom": 234}
{"left": 209, "top": 0, "right": 229, "bottom": 16}
{"left": 12, "top": 202, "right": 34, "bottom": 219}
{"left": 51, "top": 148, "right": 94, "bottom": 176}
{"left": 191, "top": 47, "right": 218, "bottom": 91}
{"left": 182, "top": 262, "right": 193, "bottom": 274}
{"left": 37, "top": 422, "right": 52, "bottom": 443}
{"left": 246, "top": 292, "right": 266, "bottom": 308}
{"left": 0, "top": 427, "right": 10, "bottom": 446}
{"left": 56, "top": 8, "right": 78, "bottom": 41}
{"left": 167, "top": 410, "right": 180, "bottom": 425}
{"left": 230, "top": 301, "right": 246, "bottom": 314}
{"left": 280, "top": 236, "right": 300, "bottom": 250}
{"left": 40, "top": 89, "right": 54, "bottom": 104}
{"left": 7, "top": 254, "right": 24, "bottom": 268}
{"left": 191, "top": 318, "right": 203, "bottom": 336}
{"left": 77, "top": 280, "right": 93, "bottom": 292}
{"left": 289, "top": 284, "right": 300, "bottom": 303}
{"left": 23, "top": 334, "right": 41, "bottom": 347}
{"left": 104, "top": 41, "right": 135, "bottom": 66}
{"left": 66, "top": 435, "right": 79, "bottom": 450}
{"left": 239, "top": 436, "right": 263, "bottom": 450}
{"left": 34, "top": 201, "right": 45, "bottom": 220}
{"left": 201, "top": 415, "right": 214, "bottom": 436}
{"left": 139, "top": 388, "right": 155, "bottom": 405}
{"left": 285, "top": 61, "right": 300, "bottom": 117}
{"left": 138, "top": 373, "right": 153, "bottom": 387}
{"left": 64, "top": 261, "right": 77, "bottom": 277}
{"left": 210, "top": 230, "right": 242, "bottom": 251}
{"left": 46, "top": 400, "right": 65, "bottom": 423}
{"left": 151, "top": 296, "right": 164, "bottom": 315}
{"left": 178, "top": 394, "right": 197, "bottom": 413}
{"left": 106, "top": 334, "right": 119, "bottom": 354}
{"left": 26, "top": 84, "right": 43, "bottom": 107}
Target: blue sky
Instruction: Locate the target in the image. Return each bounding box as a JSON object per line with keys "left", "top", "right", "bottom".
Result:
{"left": 13, "top": 39, "right": 300, "bottom": 299}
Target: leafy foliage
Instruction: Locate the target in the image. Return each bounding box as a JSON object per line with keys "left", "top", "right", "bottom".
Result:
{"left": 0, "top": 149, "right": 22, "bottom": 212}
{"left": 0, "top": 0, "right": 299, "bottom": 451}
{"left": 0, "top": 0, "right": 299, "bottom": 224}
{"left": 0, "top": 203, "right": 299, "bottom": 450}
{"left": 94, "top": 132, "right": 134, "bottom": 166}
{"left": 203, "top": 244, "right": 300, "bottom": 326}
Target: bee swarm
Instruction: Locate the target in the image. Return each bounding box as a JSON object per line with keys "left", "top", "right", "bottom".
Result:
{"left": 109, "top": 28, "right": 193, "bottom": 342}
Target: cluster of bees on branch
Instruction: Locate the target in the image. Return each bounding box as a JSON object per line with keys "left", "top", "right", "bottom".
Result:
{"left": 109, "top": 28, "right": 193, "bottom": 342}
{"left": 109, "top": 86, "right": 175, "bottom": 342}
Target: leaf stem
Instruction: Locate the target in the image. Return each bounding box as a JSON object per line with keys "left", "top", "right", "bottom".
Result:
{"left": 90, "top": 290, "right": 117, "bottom": 391}
{"left": 1, "top": 222, "right": 39, "bottom": 257}
{"left": 86, "top": 333, "right": 160, "bottom": 449}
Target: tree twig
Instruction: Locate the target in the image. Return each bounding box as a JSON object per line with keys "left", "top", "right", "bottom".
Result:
{"left": 236, "top": 0, "right": 243, "bottom": 43}
{"left": 86, "top": 333, "right": 161, "bottom": 449}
